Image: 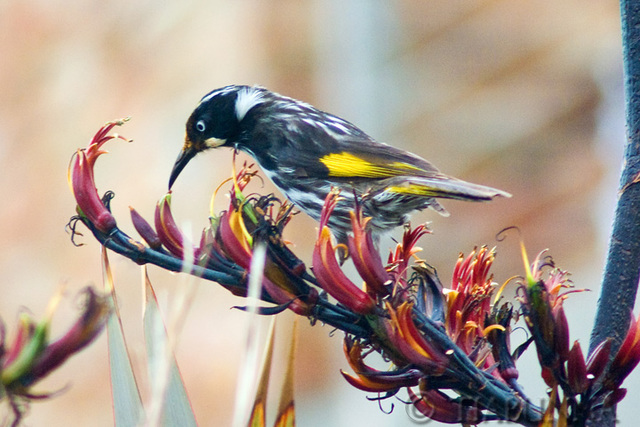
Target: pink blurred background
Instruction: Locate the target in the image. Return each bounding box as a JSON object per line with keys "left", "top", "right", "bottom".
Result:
{"left": 1, "top": 0, "right": 637, "bottom": 425}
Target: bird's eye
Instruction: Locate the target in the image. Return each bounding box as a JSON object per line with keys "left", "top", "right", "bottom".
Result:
{"left": 196, "top": 120, "right": 206, "bottom": 132}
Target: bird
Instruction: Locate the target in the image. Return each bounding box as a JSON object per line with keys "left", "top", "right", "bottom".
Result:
{"left": 169, "top": 84, "right": 510, "bottom": 247}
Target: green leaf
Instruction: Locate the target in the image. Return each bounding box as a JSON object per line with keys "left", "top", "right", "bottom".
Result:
{"left": 102, "top": 249, "right": 145, "bottom": 427}
{"left": 143, "top": 268, "right": 197, "bottom": 427}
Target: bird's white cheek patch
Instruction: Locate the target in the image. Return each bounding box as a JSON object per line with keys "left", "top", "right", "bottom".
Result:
{"left": 205, "top": 137, "right": 226, "bottom": 148}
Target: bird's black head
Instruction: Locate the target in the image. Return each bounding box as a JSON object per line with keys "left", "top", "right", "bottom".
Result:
{"left": 169, "top": 85, "right": 266, "bottom": 189}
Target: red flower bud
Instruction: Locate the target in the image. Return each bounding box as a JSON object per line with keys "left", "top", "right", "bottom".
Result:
{"left": 553, "top": 304, "right": 570, "bottom": 361}
{"left": 154, "top": 193, "right": 197, "bottom": 260}
{"left": 567, "top": 341, "right": 588, "bottom": 394}
{"left": 312, "top": 190, "right": 375, "bottom": 314}
{"left": 604, "top": 313, "right": 640, "bottom": 390}
{"left": 216, "top": 210, "right": 252, "bottom": 269}
{"left": 347, "top": 209, "right": 390, "bottom": 297}
{"left": 30, "top": 288, "right": 110, "bottom": 382}
{"left": 71, "top": 149, "right": 117, "bottom": 233}
{"left": 585, "top": 338, "right": 612, "bottom": 382}
{"left": 409, "top": 387, "right": 480, "bottom": 424}
{"left": 69, "top": 119, "right": 129, "bottom": 233}
{"left": 1, "top": 288, "right": 110, "bottom": 393}
{"left": 340, "top": 338, "right": 420, "bottom": 392}
{"left": 130, "top": 206, "right": 161, "bottom": 249}
{"left": 604, "top": 388, "right": 627, "bottom": 407}
{"left": 313, "top": 226, "right": 375, "bottom": 315}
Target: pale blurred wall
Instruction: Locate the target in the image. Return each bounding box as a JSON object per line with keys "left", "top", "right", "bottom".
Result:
{"left": 0, "top": 0, "right": 636, "bottom": 425}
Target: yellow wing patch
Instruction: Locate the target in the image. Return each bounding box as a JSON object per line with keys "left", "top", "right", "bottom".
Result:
{"left": 319, "top": 152, "right": 422, "bottom": 178}
{"left": 386, "top": 183, "right": 444, "bottom": 197}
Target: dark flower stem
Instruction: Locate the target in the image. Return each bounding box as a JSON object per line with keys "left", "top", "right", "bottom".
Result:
{"left": 100, "top": 226, "right": 246, "bottom": 285}
{"left": 589, "top": 0, "right": 640, "bottom": 358}
{"left": 588, "top": 0, "right": 640, "bottom": 424}
{"left": 78, "top": 216, "right": 372, "bottom": 337}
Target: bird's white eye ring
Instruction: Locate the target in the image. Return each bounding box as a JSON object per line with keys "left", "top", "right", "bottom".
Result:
{"left": 196, "top": 120, "right": 206, "bottom": 132}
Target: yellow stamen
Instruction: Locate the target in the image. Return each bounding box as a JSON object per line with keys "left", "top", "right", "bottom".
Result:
{"left": 493, "top": 276, "right": 519, "bottom": 305}
{"left": 45, "top": 283, "right": 67, "bottom": 322}
{"left": 482, "top": 324, "right": 507, "bottom": 335}
{"left": 67, "top": 151, "right": 79, "bottom": 196}
{"left": 520, "top": 240, "right": 536, "bottom": 286}
{"left": 210, "top": 176, "right": 234, "bottom": 217}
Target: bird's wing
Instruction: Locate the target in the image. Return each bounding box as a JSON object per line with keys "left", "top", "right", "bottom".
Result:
{"left": 379, "top": 175, "right": 512, "bottom": 201}
{"left": 273, "top": 122, "right": 440, "bottom": 180}
{"left": 267, "top": 117, "right": 510, "bottom": 201}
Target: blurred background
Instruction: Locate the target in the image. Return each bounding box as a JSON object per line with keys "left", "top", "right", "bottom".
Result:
{"left": 0, "top": 0, "right": 636, "bottom": 425}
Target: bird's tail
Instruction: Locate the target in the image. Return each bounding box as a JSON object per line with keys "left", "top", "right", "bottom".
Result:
{"left": 381, "top": 175, "right": 512, "bottom": 202}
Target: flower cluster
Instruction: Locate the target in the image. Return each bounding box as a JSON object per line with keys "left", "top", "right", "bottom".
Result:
{"left": 516, "top": 248, "right": 640, "bottom": 424}
{"left": 1, "top": 287, "right": 111, "bottom": 425}
{"left": 68, "top": 119, "right": 640, "bottom": 426}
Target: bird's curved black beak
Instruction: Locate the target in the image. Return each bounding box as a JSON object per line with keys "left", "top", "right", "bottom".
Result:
{"left": 168, "top": 142, "right": 197, "bottom": 189}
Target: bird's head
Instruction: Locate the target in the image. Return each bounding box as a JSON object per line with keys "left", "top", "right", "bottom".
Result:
{"left": 169, "top": 85, "right": 266, "bottom": 189}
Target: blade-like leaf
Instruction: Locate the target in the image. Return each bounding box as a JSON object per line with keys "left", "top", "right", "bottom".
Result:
{"left": 102, "top": 248, "right": 145, "bottom": 426}
{"left": 233, "top": 242, "right": 267, "bottom": 427}
{"left": 248, "top": 317, "right": 276, "bottom": 427}
{"left": 274, "top": 319, "right": 297, "bottom": 427}
{"left": 143, "top": 267, "right": 197, "bottom": 427}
